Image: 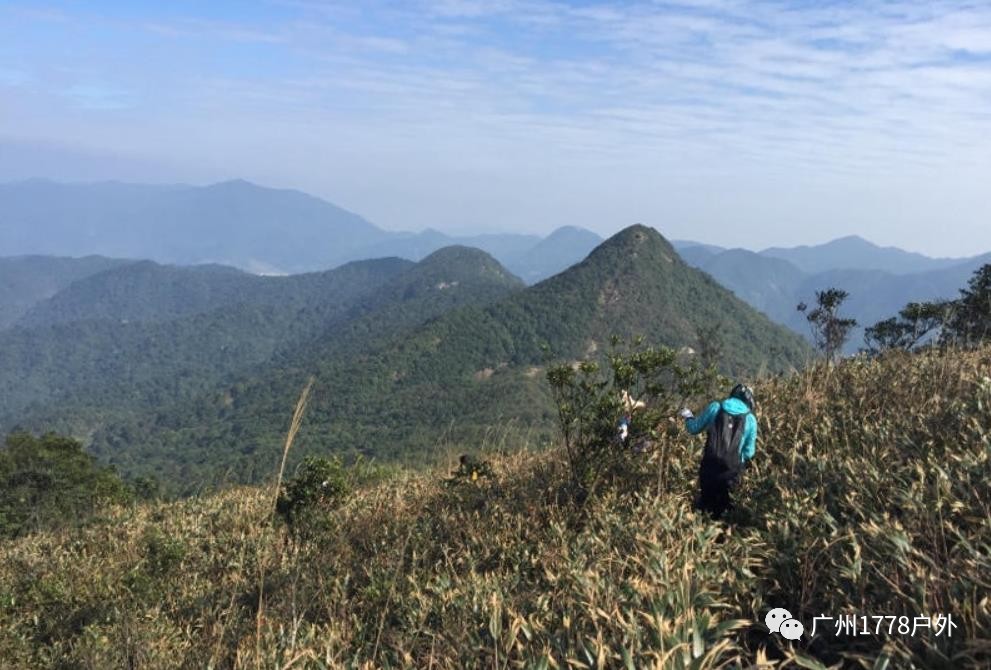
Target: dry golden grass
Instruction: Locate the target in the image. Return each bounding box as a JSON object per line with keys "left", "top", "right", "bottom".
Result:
{"left": 1, "top": 347, "right": 989, "bottom": 668}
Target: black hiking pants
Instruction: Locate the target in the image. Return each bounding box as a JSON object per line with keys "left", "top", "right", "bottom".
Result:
{"left": 696, "top": 456, "right": 741, "bottom": 519}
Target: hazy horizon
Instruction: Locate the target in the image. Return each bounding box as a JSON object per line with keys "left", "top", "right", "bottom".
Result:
{"left": 2, "top": 1, "right": 990, "bottom": 256}
{"left": 2, "top": 175, "right": 986, "bottom": 261}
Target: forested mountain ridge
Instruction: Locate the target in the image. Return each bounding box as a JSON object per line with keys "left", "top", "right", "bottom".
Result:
{"left": 1, "top": 248, "right": 527, "bottom": 489}
{"left": 0, "top": 257, "right": 416, "bottom": 436}
{"left": 14, "top": 256, "right": 430, "bottom": 329}
{"left": 0, "top": 254, "right": 131, "bottom": 329}
{"left": 18, "top": 261, "right": 255, "bottom": 327}
{"left": 67, "top": 226, "right": 810, "bottom": 492}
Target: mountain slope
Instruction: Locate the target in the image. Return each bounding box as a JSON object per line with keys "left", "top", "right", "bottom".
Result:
{"left": 0, "top": 179, "right": 391, "bottom": 273}
{"left": 0, "top": 258, "right": 415, "bottom": 435}
{"left": 4, "top": 249, "right": 526, "bottom": 487}
{"left": 18, "top": 261, "right": 254, "bottom": 328}
{"left": 504, "top": 225, "right": 603, "bottom": 283}
{"left": 5, "top": 346, "right": 986, "bottom": 668}
{"left": 683, "top": 246, "right": 991, "bottom": 352}
{"left": 760, "top": 234, "right": 970, "bottom": 275}
{"left": 0, "top": 255, "right": 131, "bottom": 329}
{"left": 83, "top": 226, "right": 810, "bottom": 491}
{"left": 693, "top": 249, "right": 806, "bottom": 324}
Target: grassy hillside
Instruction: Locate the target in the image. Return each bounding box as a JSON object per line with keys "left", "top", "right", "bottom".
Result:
{"left": 1, "top": 346, "right": 987, "bottom": 668}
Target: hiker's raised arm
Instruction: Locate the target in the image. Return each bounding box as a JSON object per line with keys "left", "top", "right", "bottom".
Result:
{"left": 685, "top": 401, "right": 720, "bottom": 435}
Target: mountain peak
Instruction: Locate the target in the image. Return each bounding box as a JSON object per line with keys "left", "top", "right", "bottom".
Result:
{"left": 545, "top": 225, "right": 597, "bottom": 237}
{"left": 408, "top": 245, "right": 524, "bottom": 288}
{"left": 208, "top": 178, "right": 258, "bottom": 189}
{"left": 420, "top": 244, "right": 497, "bottom": 264}
{"left": 828, "top": 235, "right": 876, "bottom": 249}
{"left": 589, "top": 224, "right": 678, "bottom": 264}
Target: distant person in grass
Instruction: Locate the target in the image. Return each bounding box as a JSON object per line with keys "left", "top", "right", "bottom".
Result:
{"left": 679, "top": 384, "right": 757, "bottom": 519}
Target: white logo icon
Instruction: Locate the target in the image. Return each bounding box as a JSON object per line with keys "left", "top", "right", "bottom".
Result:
{"left": 765, "top": 608, "right": 792, "bottom": 633}
{"left": 764, "top": 608, "right": 804, "bottom": 640}
{"left": 780, "top": 619, "right": 804, "bottom": 640}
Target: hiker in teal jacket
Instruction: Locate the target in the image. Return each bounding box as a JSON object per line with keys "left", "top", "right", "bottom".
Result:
{"left": 680, "top": 384, "right": 757, "bottom": 518}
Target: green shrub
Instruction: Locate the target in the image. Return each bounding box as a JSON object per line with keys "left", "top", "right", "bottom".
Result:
{"left": 0, "top": 432, "right": 131, "bottom": 538}
{"left": 275, "top": 456, "right": 350, "bottom": 534}
{"left": 546, "top": 337, "right": 721, "bottom": 503}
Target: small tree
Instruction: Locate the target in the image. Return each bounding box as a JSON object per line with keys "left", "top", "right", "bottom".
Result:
{"left": 944, "top": 264, "right": 991, "bottom": 346}
{"left": 797, "top": 288, "right": 857, "bottom": 362}
{"left": 864, "top": 301, "right": 951, "bottom": 355}
{"left": 276, "top": 456, "right": 350, "bottom": 537}
{"left": 0, "top": 432, "right": 131, "bottom": 538}
{"left": 546, "top": 338, "right": 719, "bottom": 504}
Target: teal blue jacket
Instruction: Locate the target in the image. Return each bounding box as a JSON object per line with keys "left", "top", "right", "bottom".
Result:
{"left": 684, "top": 397, "right": 757, "bottom": 463}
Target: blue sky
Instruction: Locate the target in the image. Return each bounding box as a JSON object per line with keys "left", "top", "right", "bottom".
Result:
{"left": 1, "top": 0, "right": 990, "bottom": 255}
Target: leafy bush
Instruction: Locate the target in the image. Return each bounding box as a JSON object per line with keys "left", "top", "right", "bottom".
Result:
{"left": 0, "top": 432, "right": 130, "bottom": 538}
{"left": 546, "top": 338, "right": 721, "bottom": 502}
{"left": 275, "top": 456, "right": 350, "bottom": 534}
{"left": 946, "top": 263, "right": 991, "bottom": 345}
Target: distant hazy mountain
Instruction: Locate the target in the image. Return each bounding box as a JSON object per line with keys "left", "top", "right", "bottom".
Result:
{"left": 0, "top": 179, "right": 391, "bottom": 273}
{"left": 788, "top": 255, "right": 991, "bottom": 347}
{"left": 760, "top": 235, "right": 969, "bottom": 275}
{"left": 693, "top": 249, "right": 806, "bottom": 324}
{"left": 685, "top": 245, "right": 991, "bottom": 353}
{"left": 504, "top": 226, "right": 603, "bottom": 283}
{"left": 0, "top": 180, "right": 597, "bottom": 279}
{"left": 671, "top": 240, "right": 726, "bottom": 256}
{"left": 0, "top": 255, "right": 131, "bottom": 329}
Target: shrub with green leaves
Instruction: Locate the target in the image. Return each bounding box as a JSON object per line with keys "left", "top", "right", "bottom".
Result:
{"left": 0, "top": 432, "right": 130, "bottom": 539}
{"left": 546, "top": 337, "right": 722, "bottom": 502}
{"left": 275, "top": 456, "right": 350, "bottom": 533}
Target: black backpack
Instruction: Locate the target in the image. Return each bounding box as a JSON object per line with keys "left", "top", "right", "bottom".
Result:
{"left": 702, "top": 408, "right": 748, "bottom": 477}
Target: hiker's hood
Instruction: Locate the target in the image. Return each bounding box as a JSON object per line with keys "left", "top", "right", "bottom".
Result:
{"left": 720, "top": 397, "right": 751, "bottom": 415}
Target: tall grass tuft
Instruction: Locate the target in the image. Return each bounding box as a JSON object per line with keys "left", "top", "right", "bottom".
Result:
{"left": 256, "top": 376, "right": 314, "bottom": 668}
